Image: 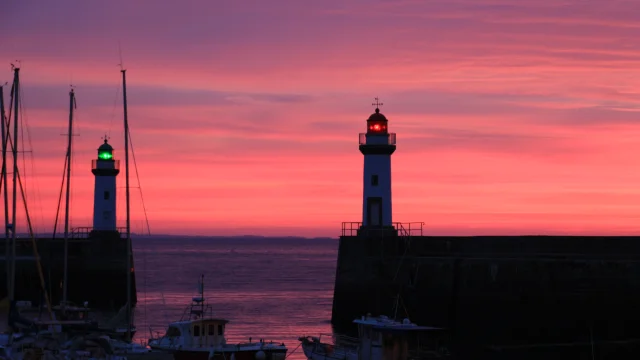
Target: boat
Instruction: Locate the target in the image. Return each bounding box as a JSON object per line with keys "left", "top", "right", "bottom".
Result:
{"left": 0, "top": 332, "right": 131, "bottom": 360}
{"left": 11, "top": 300, "right": 137, "bottom": 341}
{"left": 148, "top": 275, "right": 287, "bottom": 360}
{"left": 299, "top": 314, "right": 451, "bottom": 360}
{"left": 297, "top": 333, "right": 359, "bottom": 360}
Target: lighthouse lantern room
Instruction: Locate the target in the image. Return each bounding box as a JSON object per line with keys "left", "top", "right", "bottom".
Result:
{"left": 359, "top": 98, "right": 396, "bottom": 228}
{"left": 91, "top": 139, "right": 120, "bottom": 231}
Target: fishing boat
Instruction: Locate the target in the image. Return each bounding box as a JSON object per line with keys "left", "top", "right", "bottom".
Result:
{"left": 0, "top": 332, "right": 131, "bottom": 360}
{"left": 148, "top": 275, "right": 287, "bottom": 360}
{"left": 11, "top": 300, "right": 138, "bottom": 341}
{"left": 299, "top": 314, "right": 451, "bottom": 360}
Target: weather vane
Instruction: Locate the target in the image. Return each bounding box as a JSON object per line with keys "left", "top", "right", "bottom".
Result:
{"left": 372, "top": 97, "right": 383, "bottom": 109}
{"left": 102, "top": 134, "right": 111, "bottom": 142}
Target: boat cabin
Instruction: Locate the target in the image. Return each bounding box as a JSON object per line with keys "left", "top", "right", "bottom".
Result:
{"left": 157, "top": 318, "right": 229, "bottom": 348}
{"left": 353, "top": 315, "right": 450, "bottom": 360}
{"left": 52, "top": 302, "right": 91, "bottom": 321}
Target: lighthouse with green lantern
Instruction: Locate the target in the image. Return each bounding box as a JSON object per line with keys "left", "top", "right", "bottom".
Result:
{"left": 91, "top": 138, "right": 120, "bottom": 231}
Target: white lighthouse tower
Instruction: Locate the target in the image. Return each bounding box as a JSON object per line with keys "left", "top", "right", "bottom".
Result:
{"left": 91, "top": 139, "right": 120, "bottom": 231}
{"left": 359, "top": 98, "right": 396, "bottom": 228}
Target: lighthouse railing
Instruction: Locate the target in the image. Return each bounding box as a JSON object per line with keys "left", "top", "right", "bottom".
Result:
{"left": 358, "top": 133, "right": 397, "bottom": 145}
{"left": 92, "top": 159, "right": 120, "bottom": 170}
{"left": 341, "top": 222, "right": 423, "bottom": 237}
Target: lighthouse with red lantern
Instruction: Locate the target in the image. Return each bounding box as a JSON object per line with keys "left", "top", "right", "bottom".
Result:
{"left": 359, "top": 98, "right": 396, "bottom": 228}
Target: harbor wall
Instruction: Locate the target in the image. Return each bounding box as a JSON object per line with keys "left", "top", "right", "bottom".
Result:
{"left": 0, "top": 234, "right": 136, "bottom": 311}
{"left": 331, "top": 234, "right": 640, "bottom": 359}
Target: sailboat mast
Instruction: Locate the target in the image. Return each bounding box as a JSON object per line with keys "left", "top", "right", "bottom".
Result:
{"left": 122, "top": 69, "right": 132, "bottom": 342}
{"left": 1, "top": 84, "right": 10, "bottom": 297}
{"left": 9, "top": 66, "right": 20, "bottom": 302}
{"left": 201, "top": 274, "right": 204, "bottom": 316}
{"left": 62, "top": 88, "right": 75, "bottom": 308}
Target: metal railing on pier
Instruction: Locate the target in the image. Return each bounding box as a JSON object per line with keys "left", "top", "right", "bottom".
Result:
{"left": 70, "top": 227, "right": 127, "bottom": 239}
{"left": 341, "top": 222, "right": 424, "bottom": 237}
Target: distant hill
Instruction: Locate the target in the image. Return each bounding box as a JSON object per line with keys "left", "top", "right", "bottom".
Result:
{"left": 7, "top": 233, "right": 338, "bottom": 241}
{"left": 131, "top": 234, "right": 338, "bottom": 243}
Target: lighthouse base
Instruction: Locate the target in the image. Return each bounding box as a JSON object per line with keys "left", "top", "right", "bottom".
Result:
{"left": 357, "top": 225, "right": 398, "bottom": 238}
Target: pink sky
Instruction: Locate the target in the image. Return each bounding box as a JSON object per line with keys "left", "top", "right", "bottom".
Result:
{"left": 2, "top": 0, "right": 640, "bottom": 237}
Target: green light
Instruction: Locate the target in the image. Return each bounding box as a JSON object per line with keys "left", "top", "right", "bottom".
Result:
{"left": 98, "top": 151, "right": 113, "bottom": 160}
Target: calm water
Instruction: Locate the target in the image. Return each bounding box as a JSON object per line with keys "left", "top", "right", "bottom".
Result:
{"left": 132, "top": 236, "right": 338, "bottom": 360}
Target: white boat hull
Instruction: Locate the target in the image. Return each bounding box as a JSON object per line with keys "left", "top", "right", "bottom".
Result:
{"left": 299, "top": 337, "right": 358, "bottom": 360}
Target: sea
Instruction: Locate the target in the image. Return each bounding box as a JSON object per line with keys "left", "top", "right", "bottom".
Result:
{"left": 131, "top": 236, "right": 338, "bottom": 360}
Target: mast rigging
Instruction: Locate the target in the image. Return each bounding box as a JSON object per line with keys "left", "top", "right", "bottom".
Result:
{"left": 122, "top": 68, "right": 132, "bottom": 343}
{"left": 62, "top": 88, "right": 76, "bottom": 309}
{"left": 4, "top": 65, "right": 54, "bottom": 322}
{"left": 1, "top": 83, "right": 9, "bottom": 297}
{"left": 9, "top": 66, "right": 20, "bottom": 302}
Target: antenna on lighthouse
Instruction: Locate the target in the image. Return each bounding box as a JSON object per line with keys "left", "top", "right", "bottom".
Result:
{"left": 372, "top": 97, "right": 383, "bottom": 110}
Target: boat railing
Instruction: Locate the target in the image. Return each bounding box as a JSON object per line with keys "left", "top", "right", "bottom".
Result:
{"left": 308, "top": 333, "right": 359, "bottom": 347}
{"left": 180, "top": 301, "right": 214, "bottom": 321}
{"left": 302, "top": 333, "right": 359, "bottom": 357}
{"left": 341, "top": 222, "right": 424, "bottom": 237}
{"left": 235, "top": 340, "right": 285, "bottom": 348}
{"left": 335, "top": 334, "right": 359, "bottom": 347}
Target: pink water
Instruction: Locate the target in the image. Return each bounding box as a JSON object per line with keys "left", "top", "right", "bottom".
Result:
{"left": 132, "top": 236, "right": 338, "bottom": 360}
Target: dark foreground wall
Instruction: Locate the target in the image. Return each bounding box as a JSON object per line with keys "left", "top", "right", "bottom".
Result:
{"left": 331, "top": 234, "right": 640, "bottom": 359}
{"left": 0, "top": 232, "right": 136, "bottom": 312}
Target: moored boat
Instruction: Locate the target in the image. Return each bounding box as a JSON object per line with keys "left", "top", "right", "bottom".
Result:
{"left": 299, "top": 314, "right": 450, "bottom": 360}
{"left": 148, "top": 275, "right": 287, "bottom": 360}
{"left": 10, "top": 300, "right": 137, "bottom": 340}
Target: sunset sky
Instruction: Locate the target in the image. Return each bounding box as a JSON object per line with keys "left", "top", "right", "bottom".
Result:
{"left": 2, "top": 0, "right": 640, "bottom": 237}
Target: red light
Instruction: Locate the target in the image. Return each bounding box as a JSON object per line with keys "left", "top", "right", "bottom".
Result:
{"left": 373, "top": 124, "right": 381, "bottom": 131}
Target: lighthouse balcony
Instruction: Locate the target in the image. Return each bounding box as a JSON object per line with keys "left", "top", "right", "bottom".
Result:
{"left": 359, "top": 133, "right": 396, "bottom": 145}
{"left": 92, "top": 159, "right": 120, "bottom": 170}
{"left": 341, "top": 222, "right": 423, "bottom": 238}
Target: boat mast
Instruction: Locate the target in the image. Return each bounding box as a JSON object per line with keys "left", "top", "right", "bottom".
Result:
{"left": 201, "top": 274, "right": 204, "bottom": 317}
{"left": 9, "top": 66, "right": 19, "bottom": 302}
{"left": 62, "top": 88, "right": 76, "bottom": 309}
{"left": 1, "top": 83, "right": 9, "bottom": 297}
{"left": 121, "top": 68, "right": 132, "bottom": 342}
{"left": 200, "top": 274, "right": 204, "bottom": 348}
{"left": 3, "top": 66, "right": 54, "bottom": 322}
